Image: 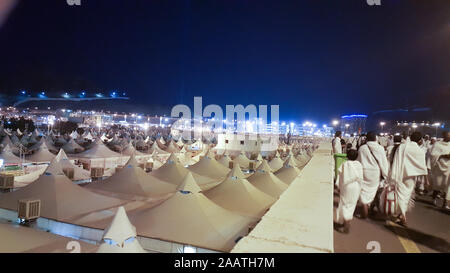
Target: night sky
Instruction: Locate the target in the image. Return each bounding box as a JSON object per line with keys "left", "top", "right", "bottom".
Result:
{"left": 0, "top": 0, "right": 449, "bottom": 124}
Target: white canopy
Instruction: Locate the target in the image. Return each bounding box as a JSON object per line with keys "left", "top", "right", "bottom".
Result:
{"left": 85, "top": 156, "right": 176, "bottom": 198}
{"left": 130, "top": 173, "right": 254, "bottom": 252}
{"left": 0, "top": 159, "right": 127, "bottom": 221}
{"left": 203, "top": 163, "right": 276, "bottom": 218}
{"left": 247, "top": 160, "right": 288, "bottom": 198}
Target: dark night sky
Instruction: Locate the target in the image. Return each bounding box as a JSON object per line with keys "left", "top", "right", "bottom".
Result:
{"left": 0, "top": 0, "right": 449, "bottom": 123}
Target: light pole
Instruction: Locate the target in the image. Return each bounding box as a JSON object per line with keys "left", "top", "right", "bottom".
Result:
{"left": 379, "top": 121, "right": 385, "bottom": 133}
{"left": 345, "top": 123, "right": 350, "bottom": 134}
{"left": 433, "top": 123, "right": 441, "bottom": 137}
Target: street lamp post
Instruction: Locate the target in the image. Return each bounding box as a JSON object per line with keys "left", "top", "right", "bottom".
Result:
{"left": 433, "top": 123, "right": 441, "bottom": 137}
{"left": 380, "top": 121, "right": 385, "bottom": 133}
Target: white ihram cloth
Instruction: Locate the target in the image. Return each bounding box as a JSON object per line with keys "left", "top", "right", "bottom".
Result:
{"left": 332, "top": 137, "right": 342, "bottom": 154}
{"left": 336, "top": 161, "right": 363, "bottom": 223}
{"left": 357, "top": 141, "right": 389, "bottom": 204}
{"left": 389, "top": 141, "right": 427, "bottom": 216}
{"left": 430, "top": 141, "right": 450, "bottom": 199}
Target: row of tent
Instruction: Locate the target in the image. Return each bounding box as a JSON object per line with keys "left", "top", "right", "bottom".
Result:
{"left": 0, "top": 138, "right": 317, "bottom": 252}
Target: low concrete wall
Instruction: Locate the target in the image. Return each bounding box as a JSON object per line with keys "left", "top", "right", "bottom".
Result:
{"left": 231, "top": 142, "right": 334, "bottom": 253}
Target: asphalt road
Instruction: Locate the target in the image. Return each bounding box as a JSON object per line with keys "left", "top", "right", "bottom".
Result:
{"left": 333, "top": 191, "right": 450, "bottom": 253}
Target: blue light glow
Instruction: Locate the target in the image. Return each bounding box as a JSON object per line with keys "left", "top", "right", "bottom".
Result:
{"left": 341, "top": 114, "right": 368, "bottom": 119}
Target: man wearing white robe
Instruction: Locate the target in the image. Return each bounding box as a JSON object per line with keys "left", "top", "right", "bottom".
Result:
{"left": 335, "top": 149, "right": 362, "bottom": 233}
{"left": 357, "top": 131, "right": 389, "bottom": 218}
{"left": 430, "top": 131, "right": 450, "bottom": 209}
{"left": 332, "top": 131, "right": 342, "bottom": 155}
{"left": 389, "top": 132, "right": 427, "bottom": 226}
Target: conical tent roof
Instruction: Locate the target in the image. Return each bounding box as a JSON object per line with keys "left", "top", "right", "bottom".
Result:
{"left": 130, "top": 172, "right": 254, "bottom": 252}
{"left": 203, "top": 163, "right": 276, "bottom": 218}
{"left": 150, "top": 154, "right": 219, "bottom": 190}
{"left": 85, "top": 155, "right": 176, "bottom": 198}
{"left": 121, "top": 142, "right": 145, "bottom": 156}
{"left": 0, "top": 144, "right": 24, "bottom": 164}
{"left": 26, "top": 142, "right": 55, "bottom": 163}
{"left": 256, "top": 159, "right": 273, "bottom": 173}
{"left": 187, "top": 155, "right": 230, "bottom": 179}
{"left": 268, "top": 155, "right": 284, "bottom": 172}
{"left": 0, "top": 135, "right": 14, "bottom": 148}
{"left": 165, "top": 141, "right": 180, "bottom": 153}
{"left": 69, "top": 131, "right": 79, "bottom": 139}
{"left": 74, "top": 139, "right": 122, "bottom": 158}
{"left": 62, "top": 138, "right": 84, "bottom": 154}
{"left": 233, "top": 152, "right": 251, "bottom": 169}
{"left": 150, "top": 141, "right": 169, "bottom": 155}
{"left": 247, "top": 160, "right": 288, "bottom": 198}
{"left": 0, "top": 162, "right": 127, "bottom": 221}
{"left": 274, "top": 158, "right": 301, "bottom": 185}
{"left": 103, "top": 206, "right": 137, "bottom": 245}
{"left": 217, "top": 155, "right": 232, "bottom": 169}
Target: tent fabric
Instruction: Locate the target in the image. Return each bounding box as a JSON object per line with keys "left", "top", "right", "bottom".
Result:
{"left": 54, "top": 149, "right": 91, "bottom": 181}
{"left": 26, "top": 142, "right": 55, "bottom": 163}
{"left": 274, "top": 163, "right": 301, "bottom": 185}
{"left": 0, "top": 144, "right": 24, "bottom": 164}
{"left": 62, "top": 138, "right": 84, "bottom": 154}
{"left": 96, "top": 239, "right": 146, "bottom": 253}
{"left": 268, "top": 156, "right": 284, "bottom": 172}
{"left": 85, "top": 156, "right": 176, "bottom": 198}
{"left": 0, "top": 160, "right": 127, "bottom": 221}
{"left": 247, "top": 161, "right": 288, "bottom": 198}
{"left": 150, "top": 155, "right": 220, "bottom": 191}
{"left": 74, "top": 139, "right": 123, "bottom": 158}
{"left": 217, "top": 155, "right": 232, "bottom": 169}
{"left": 130, "top": 172, "right": 254, "bottom": 252}
{"left": 203, "top": 163, "right": 276, "bottom": 218}
{"left": 103, "top": 206, "right": 137, "bottom": 245}
{"left": 187, "top": 155, "right": 230, "bottom": 179}
{"left": 0, "top": 223, "right": 96, "bottom": 253}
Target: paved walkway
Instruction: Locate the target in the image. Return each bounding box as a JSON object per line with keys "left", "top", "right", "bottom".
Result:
{"left": 334, "top": 192, "right": 450, "bottom": 253}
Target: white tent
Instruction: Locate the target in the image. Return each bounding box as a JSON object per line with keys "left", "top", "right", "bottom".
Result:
{"left": 274, "top": 156, "right": 302, "bottom": 185}
{"left": 233, "top": 152, "right": 251, "bottom": 169}
{"left": 150, "top": 154, "right": 220, "bottom": 191}
{"left": 217, "top": 154, "right": 232, "bottom": 169}
{"left": 203, "top": 164, "right": 276, "bottom": 218}
{"left": 268, "top": 154, "right": 284, "bottom": 172}
{"left": 26, "top": 142, "right": 55, "bottom": 163}
{"left": 130, "top": 173, "right": 254, "bottom": 252}
{"left": 247, "top": 160, "right": 288, "bottom": 198}
{"left": 188, "top": 154, "right": 230, "bottom": 179}
{"left": 0, "top": 144, "right": 24, "bottom": 165}
{"left": 74, "top": 139, "right": 124, "bottom": 159}
{"left": 62, "top": 138, "right": 84, "bottom": 154}
{"left": 97, "top": 206, "right": 147, "bottom": 253}
{"left": 69, "top": 131, "right": 79, "bottom": 139}
{"left": 54, "top": 149, "right": 91, "bottom": 181}
{"left": 85, "top": 156, "right": 176, "bottom": 199}
{"left": 0, "top": 159, "right": 127, "bottom": 221}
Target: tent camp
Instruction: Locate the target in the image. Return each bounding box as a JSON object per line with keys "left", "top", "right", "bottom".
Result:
{"left": 26, "top": 142, "right": 55, "bottom": 163}
{"left": 0, "top": 144, "right": 24, "bottom": 165}
{"left": 203, "top": 164, "right": 276, "bottom": 218}
{"left": 54, "top": 149, "right": 91, "bottom": 181}
{"left": 150, "top": 154, "right": 220, "bottom": 191}
{"left": 187, "top": 154, "right": 230, "bottom": 179}
{"left": 97, "top": 206, "right": 147, "bottom": 253}
{"left": 274, "top": 156, "right": 302, "bottom": 185}
{"left": 130, "top": 173, "right": 254, "bottom": 252}
{"left": 247, "top": 160, "right": 288, "bottom": 198}
{"left": 73, "top": 139, "right": 129, "bottom": 169}
{"left": 62, "top": 138, "right": 84, "bottom": 154}
{"left": 268, "top": 154, "right": 285, "bottom": 172}
{"left": 0, "top": 159, "right": 127, "bottom": 221}
{"left": 85, "top": 156, "right": 176, "bottom": 199}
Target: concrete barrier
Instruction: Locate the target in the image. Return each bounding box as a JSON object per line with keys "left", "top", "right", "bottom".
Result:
{"left": 231, "top": 142, "right": 334, "bottom": 253}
